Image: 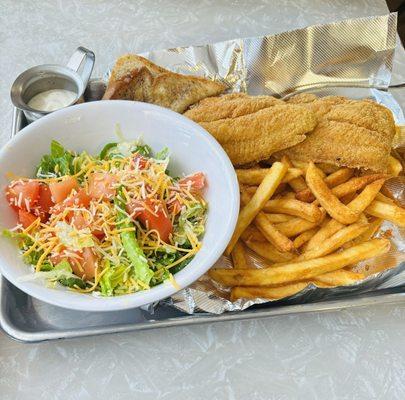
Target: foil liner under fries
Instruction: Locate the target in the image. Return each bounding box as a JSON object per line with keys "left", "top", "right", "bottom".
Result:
{"left": 107, "top": 13, "right": 405, "bottom": 314}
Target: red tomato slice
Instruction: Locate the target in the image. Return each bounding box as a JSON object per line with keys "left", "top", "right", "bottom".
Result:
{"left": 168, "top": 199, "right": 182, "bottom": 216}
{"left": 6, "top": 181, "right": 40, "bottom": 211}
{"left": 71, "top": 211, "right": 104, "bottom": 239}
{"left": 52, "top": 188, "right": 91, "bottom": 214}
{"left": 51, "top": 247, "right": 97, "bottom": 280}
{"left": 38, "top": 184, "right": 54, "bottom": 214}
{"left": 71, "top": 212, "right": 88, "bottom": 230}
{"left": 18, "top": 209, "right": 38, "bottom": 228}
{"left": 126, "top": 198, "right": 173, "bottom": 242}
{"left": 88, "top": 173, "right": 117, "bottom": 200}
{"left": 49, "top": 177, "right": 79, "bottom": 203}
{"left": 179, "top": 172, "right": 206, "bottom": 191}
{"left": 79, "top": 247, "right": 98, "bottom": 280}
{"left": 133, "top": 153, "right": 148, "bottom": 170}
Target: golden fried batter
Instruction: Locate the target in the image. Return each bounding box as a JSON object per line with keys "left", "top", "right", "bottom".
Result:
{"left": 198, "top": 103, "right": 317, "bottom": 165}
{"left": 184, "top": 93, "right": 283, "bottom": 122}
{"left": 279, "top": 95, "right": 396, "bottom": 172}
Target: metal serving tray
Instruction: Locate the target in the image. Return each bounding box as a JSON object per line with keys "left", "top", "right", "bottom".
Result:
{"left": 2, "top": 80, "right": 405, "bottom": 343}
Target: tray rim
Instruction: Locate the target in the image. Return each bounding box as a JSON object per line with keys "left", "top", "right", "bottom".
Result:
{"left": 2, "top": 87, "right": 405, "bottom": 344}
{"left": 3, "top": 275, "right": 405, "bottom": 343}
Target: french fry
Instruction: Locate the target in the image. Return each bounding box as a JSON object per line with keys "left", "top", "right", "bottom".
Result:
{"left": 262, "top": 198, "right": 324, "bottom": 222}
{"left": 298, "top": 222, "right": 369, "bottom": 261}
{"left": 281, "top": 155, "right": 308, "bottom": 193}
{"left": 344, "top": 179, "right": 386, "bottom": 214}
{"left": 225, "top": 161, "right": 288, "bottom": 255}
{"left": 317, "top": 163, "right": 341, "bottom": 174}
{"left": 236, "top": 167, "right": 303, "bottom": 185}
{"left": 288, "top": 176, "right": 308, "bottom": 193}
{"left": 388, "top": 155, "right": 403, "bottom": 177}
{"left": 231, "top": 282, "right": 308, "bottom": 301}
{"left": 331, "top": 174, "right": 388, "bottom": 198}
{"left": 350, "top": 218, "right": 383, "bottom": 245}
{"left": 243, "top": 239, "right": 295, "bottom": 263}
{"left": 375, "top": 192, "right": 396, "bottom": 205}
{"left": 209, "top": 239, "right": 390, "bottom": 287}
{"left": 313, "top": 269, "right": 365, "bottom": 287}
{"left": 296, "top": 168, "right": 354, "bottom": 202}
{"left": 265, "top": 213, "right": 293, "bottom": 223}
{"left": 231, "top": 241, "right": 249, "bottom": 269}
{"left": 241, "top": 226, "right": 267, "bottom": 242}
{"left": 306, "top": 217, "right": 339, "bottom": 251}
{"left": 240, "top": 190, "right": 252, "bottom": 206}
{"left": 290, "top": 159, "right": 309, "bottom": 172}
{"left": 365, "top": 200, "right": 405, "bottom": 227}
{"left": 306, "top": 179, "right": 384, "bottom": 250}
{"left": 274, "top": 216, "right": 324, "bottom": 237}
{"left": 340, "top": 192, "right": 357, "bottom": 204}
{"left": 306, "top": 162, "right": 360, "bottom": 224}
{"left": 293, "top": 228, "right": 318, "bottom": 249}
{"left": 254, "top": 212, "right": 294, "bottom": 252}
{"left": 244, "top": 185, "right": 289, "bottom": 198}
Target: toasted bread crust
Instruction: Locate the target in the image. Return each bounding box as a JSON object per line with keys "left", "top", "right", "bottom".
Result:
{"left": 103, "top": 54, "right": 226, "bottom": 112}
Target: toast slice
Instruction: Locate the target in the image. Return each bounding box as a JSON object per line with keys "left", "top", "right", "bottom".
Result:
{"left": 103, "top": 54, "right": 226, "bottom": 113}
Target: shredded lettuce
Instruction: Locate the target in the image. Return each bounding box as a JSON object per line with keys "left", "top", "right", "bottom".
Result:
{"left": 173, "top": 203, "right": 206, "bottom": 245}
{"left": 19, "top": 260, "right": 86, "bottom": 289}
{"left": 102, "top": 140, "right": 152, "bottom": 160}
{"left": 55, "top": 221, "right": 94, "bottom": 250}
{"left": 99, "top": 142, "right": 118, "bottom": 160}
{"left": 99, "top": 263, "right": 129, "bottom": 296}
{"left": 36, "top": 140, "right": 76, "bottom": 178}
{"left": 155, "top": 147, "right": 169, "bottom": 160}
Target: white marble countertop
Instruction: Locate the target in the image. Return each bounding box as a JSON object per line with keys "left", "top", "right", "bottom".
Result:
{"left": 1, "top": 1, "right": 405, "bottom": 399}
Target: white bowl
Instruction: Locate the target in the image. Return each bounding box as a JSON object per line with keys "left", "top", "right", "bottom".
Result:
{"left": 0, "top": 101, "right": 239, "bottom": 312}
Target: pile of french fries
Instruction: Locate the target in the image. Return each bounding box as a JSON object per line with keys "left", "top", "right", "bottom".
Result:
{"left": 209, "top": 155, "right": 405, "bottom": 301}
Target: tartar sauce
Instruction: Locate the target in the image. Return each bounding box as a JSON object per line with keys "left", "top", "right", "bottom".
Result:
{"left": 27, "top": 89, "right": 77, "bottom": 112}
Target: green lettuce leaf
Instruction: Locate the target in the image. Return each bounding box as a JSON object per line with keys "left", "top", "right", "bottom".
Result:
{"left": 36, "top": 140, "right": 76, "bottom": 178}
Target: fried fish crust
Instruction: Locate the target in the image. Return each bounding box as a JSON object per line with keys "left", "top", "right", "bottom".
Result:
{"left": 184, "top": 93, "right": 284, "bottom": 122}
{"left": 278, "top": 95, "right": 396, "bottom": 172}
{"left": 196, "top": 103, "right": 317, "bottom": 165}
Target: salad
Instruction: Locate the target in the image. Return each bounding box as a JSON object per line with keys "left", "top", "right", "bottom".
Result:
{"left": 4, "top": 139, "right": 207, "bottom": 296}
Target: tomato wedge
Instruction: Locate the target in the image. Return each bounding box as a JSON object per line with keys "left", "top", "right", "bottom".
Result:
{"left": 168, "top": 198, "right": 182, "bottom": 216}
{"left": 38, "top": 184, "right": 54, "bottom": 214}
{"left": 51, "top": 247, "right": 98, "bottom": 280}
{"left": 179, "top": 172, "right": 205, "bottom": 191}
{"left": 79, "top": 247, "right": 98, "bottom": 280}
{"left": 18, "top": 209, "right": 38, "bottom": 229}
{"left": 126, "top": 198, "right": 173, "bottom": 242}
{"left": 132, "top": 153, "right": 148, "bottom": 170}
{"left": 71, "top": 211, "right": 104, "bottom": 240}
{"left": 49, "top": 177, "right": 79, "bottom": 203}
{"left": 88, "top": 172, "right": 117, "bottom": 200}
{"left": 6, "top": 181, "right": 40, "bottom": 211}
{"left": 51, "top": 188, "right": 91, "bottom": 214}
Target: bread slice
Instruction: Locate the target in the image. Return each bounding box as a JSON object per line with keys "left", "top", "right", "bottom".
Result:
{"left": 103, "top": 54, "right": 226, "bottom": 113}
{"left": 110, "top": 54, "right": 167, "bottom": 81}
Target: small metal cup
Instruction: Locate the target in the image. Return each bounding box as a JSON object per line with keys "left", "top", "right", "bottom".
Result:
{"left": 10, "top": 47, "right": 95, "bottom": 123}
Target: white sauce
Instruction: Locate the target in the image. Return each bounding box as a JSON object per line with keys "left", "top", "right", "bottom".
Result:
{"left": 27, "top": 89, "right": 77, "bottom": 112}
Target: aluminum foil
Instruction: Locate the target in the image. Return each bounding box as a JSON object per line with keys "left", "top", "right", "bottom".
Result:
{"left": 107, "top": 13, "right": 405, "bottom": 314}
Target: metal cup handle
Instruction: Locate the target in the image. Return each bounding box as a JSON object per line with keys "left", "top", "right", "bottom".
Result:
{"left": 66, "top": 46, "right": 95, "bottom": 89}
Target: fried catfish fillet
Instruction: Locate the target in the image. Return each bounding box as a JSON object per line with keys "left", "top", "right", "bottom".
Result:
{"left": 277, "top": 95, "right": 396, "bottom": 172}
{"left": 184, "top": 93, "right": 284, "bottom": 122}
{"left": 186, "top": 94, "right": 317, "bottom": 165}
